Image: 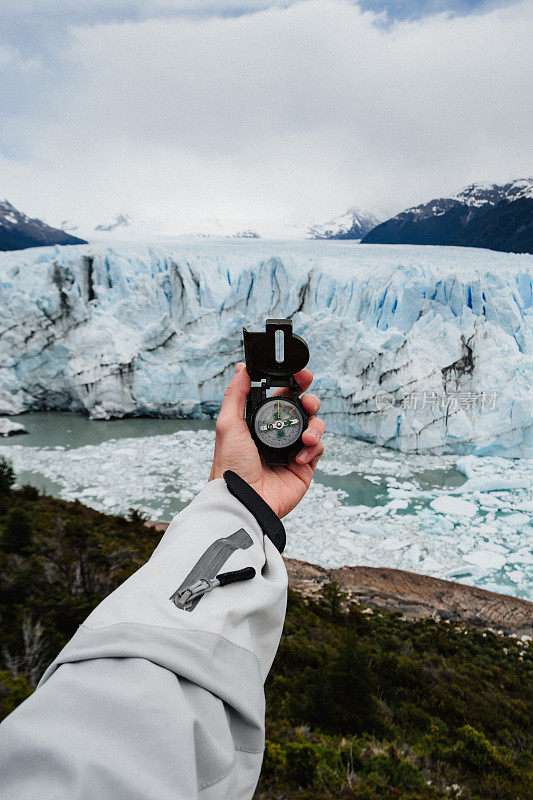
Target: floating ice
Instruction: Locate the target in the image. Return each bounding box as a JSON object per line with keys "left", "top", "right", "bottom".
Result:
{"left": 1, "top": 429, "right": 531, "bottom": 600}
{"left": 430, "top": 496, "right": 478, "bottom": 517}
{"left": 0, "top": 418, "right": 27, "bottom": 437}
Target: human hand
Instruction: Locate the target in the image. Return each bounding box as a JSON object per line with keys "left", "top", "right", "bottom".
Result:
{"left": 209, "top": 363, "right": 325, "bottom": 518}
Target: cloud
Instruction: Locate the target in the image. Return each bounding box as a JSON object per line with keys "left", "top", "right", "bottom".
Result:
{"left": 1, "top": 0, "right": 532, "bottom": 230}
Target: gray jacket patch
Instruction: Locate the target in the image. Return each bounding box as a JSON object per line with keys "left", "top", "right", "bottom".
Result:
{"left": 170, "top": 528, "right": 253, "bottom": 611}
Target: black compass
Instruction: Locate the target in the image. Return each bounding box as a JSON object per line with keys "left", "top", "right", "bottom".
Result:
{"left": 243, "top": 318, "right": 310, "bottom": 466}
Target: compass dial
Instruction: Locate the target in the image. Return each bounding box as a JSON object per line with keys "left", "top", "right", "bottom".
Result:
{"left": 253, "top": 396, "right": 305, "bottom": 449}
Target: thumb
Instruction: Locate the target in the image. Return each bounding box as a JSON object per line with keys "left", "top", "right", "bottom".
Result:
{"left": 219, "top": 363, "right": 251, "bottom": 423}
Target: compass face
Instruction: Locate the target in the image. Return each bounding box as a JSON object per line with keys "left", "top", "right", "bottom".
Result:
{"left": 253, "top": 396, "right": 305, "bottom": 449}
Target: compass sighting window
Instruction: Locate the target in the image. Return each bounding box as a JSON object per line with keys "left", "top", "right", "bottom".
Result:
{"left": 274, "top": 328, "right": 284, "bottom": 364}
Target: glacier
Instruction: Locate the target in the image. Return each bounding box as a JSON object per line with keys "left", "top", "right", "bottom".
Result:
{"left": 0, "top": 239, "right": 531, "bottom": 456}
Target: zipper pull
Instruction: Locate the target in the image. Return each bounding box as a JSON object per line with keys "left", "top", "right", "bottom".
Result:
{"left": 173, "top": 567, "right": 256, "bottom": 610}
{"left": 216, "top": 566, "right": 256, "bottom": 586}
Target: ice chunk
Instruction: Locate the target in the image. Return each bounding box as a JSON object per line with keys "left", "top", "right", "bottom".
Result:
{"left": 0, "top": 418, "right": 27, "bottom": 437}
{"left": 430, "top": 496, "right": 478, "bottom": 517}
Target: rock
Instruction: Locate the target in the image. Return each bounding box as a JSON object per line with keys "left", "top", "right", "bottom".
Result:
{"left": 284, "top": 558, "right": 533, "bottom": 636}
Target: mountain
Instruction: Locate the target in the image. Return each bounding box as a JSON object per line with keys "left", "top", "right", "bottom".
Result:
{"left": 308, "top": 207, "right": 381, "bottom": 239}
{"left": 94, "top": 212, "right": 132, "bottom": 232}
{"left": 362, "top": 178, "right": 533, "bottom": 253}
{"left": 57, "top": 213, "right": 264, "bottom": 240}
{"left": 0, "top": 240, "right": 530, "bottom": 457}
{"left": 0, "top": 200, "right": 87, "bottom": 251}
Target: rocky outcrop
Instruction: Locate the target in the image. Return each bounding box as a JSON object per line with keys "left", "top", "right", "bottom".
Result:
{"left": 285, "top": 558, "right": 533, "bottom": 636}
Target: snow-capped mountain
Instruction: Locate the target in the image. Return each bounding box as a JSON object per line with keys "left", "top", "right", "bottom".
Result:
{"left": 94, "top": 213, "right": 132, "bottom": 232}
{"left": 362, "top": 178, "right": 533, "bottom": 253}
{"left": 308, "top": 207, "right": 381, "bottom": 240}
{"left": 57, "top": 209, "right": 381, "bottom": 241}
{"left": 0, "top": 200, "right": 87, "bottom": 251}
{"left": 0, "top": 240, "right": 530, "bottom": 456}
{"left": 57, "top": 213, "right": 264, "bottom": 241}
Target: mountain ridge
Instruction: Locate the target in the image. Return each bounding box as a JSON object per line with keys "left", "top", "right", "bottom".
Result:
{"left": 308, "top": 206, "right": 381, "bottom": 239}
{"left": 362, "top": 178, "right": 533, "bottom": 253}
{"left": 0, "top": 200, "right": 87, "bottom": 251}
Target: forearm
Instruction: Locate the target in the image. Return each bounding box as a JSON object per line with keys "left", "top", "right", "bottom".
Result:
{"left": 0, "top": 472, "right": 288, "bottom": 799}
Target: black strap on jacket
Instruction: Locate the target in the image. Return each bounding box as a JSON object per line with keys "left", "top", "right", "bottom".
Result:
{"left": 223, "top": 470, "right": 286, "bottom": 554}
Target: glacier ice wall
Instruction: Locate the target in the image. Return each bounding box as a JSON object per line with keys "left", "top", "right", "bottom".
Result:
{"left": 0, "top": 240, "right": 531, "bottom": 455}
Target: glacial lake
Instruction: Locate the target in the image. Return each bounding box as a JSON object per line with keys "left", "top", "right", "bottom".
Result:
{"left": 1, "top": 412, "right": 531, "bottom": 600}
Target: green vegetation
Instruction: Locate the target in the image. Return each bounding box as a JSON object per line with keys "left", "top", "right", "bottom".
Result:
{"left": 257, "top": 587, "right": 532, "bottom": 799}
{"left": 0, "top": 457, "right": 155, "bottom": 695}
{"left": 0, "top": 457, "right": 531, "bottom": 799}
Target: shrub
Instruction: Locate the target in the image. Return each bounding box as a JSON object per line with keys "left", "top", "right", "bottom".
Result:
{"left": 0, "top": 671, "right": 32, "bottom": 718}
{"left": 308, "top": 635, "right": 378, "bottom": 736}
{"left": 1, "top": 507, "right": 33, "bottom": 554}
{"left": 284, "top": 741, "right": 320, "bottom": 786}
{"left": 0, "top": 456, "right": 15, "bottom": 494}
{"left": 455, "top": 724, "right": 498, "bottom": 770}
{"left": 19, "top": 484, "right": 39, "bottom": 501}
{"left": 262, "top": 740, "right": 286, "bottom": 778}
{"left": 128, "top": 508, "right": 148, "bottom": 527}
{"left": 321, "top": 580, "right": 347, "bottom": 618}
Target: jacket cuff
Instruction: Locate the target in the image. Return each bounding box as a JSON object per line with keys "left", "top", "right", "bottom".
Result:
{"left": 223, "top": 470, "right": 286, "bottom": 554}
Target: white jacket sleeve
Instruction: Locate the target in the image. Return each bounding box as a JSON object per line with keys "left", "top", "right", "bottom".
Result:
{"left": 0, "top": 470, "right": 288, "bottom": 800}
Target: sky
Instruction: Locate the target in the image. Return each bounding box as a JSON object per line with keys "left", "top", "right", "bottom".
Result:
{"left": 0, "top": 0, "right": 531, "bottom": 234}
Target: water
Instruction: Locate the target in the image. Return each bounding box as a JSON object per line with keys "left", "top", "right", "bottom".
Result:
{"left": 1, "top": 412, "right": 531, "bottom": 600}
{"left": 2, "top": 412, "right": 210, "bottom": 449}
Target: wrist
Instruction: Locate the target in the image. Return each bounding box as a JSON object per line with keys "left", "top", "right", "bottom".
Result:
{"left": 223, "top": 470, "right": 286, "bottom": 554}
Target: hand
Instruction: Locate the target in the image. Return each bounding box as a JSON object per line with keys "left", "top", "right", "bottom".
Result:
{"left": 209, "top": 363, "right": 325, "bottom": 518}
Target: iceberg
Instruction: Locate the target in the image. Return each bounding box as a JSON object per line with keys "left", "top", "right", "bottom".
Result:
{"left": 429, "top": 495, "right": 477, "bottom": 517}
{"left": 0, "top": 417, "right": 27, "bottom": 437}
{"left": 0, "top": 239, "right": 531, "bottom": 455}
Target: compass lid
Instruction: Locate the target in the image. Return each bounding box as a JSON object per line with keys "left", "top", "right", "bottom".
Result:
{"left": 243, "top": 318, "right": 309, "bottom": 382}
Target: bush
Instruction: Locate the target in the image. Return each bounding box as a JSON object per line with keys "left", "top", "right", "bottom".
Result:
{"left": 1, "top": 507, "right": 33, "bottom": 554}
{"left": 19, "top": 484, "right": 39, "bottom": 501}
{"left": 307, "top": 633, "right": 379, "bottom": 736}
{"left": 262, "top": 740, "right": 286, "bottom": 778}
{"left": 0, "top": 457, "right": 15, "bottom": 494}
{"left": 284, "top": 741, "right": 320, "bottom": 786}
{"left": 128, "top": 508, "right": 148, "bottom": 527}
{"left": 455, "top": 724, "right": 498, "bottom": 770}
{"left": 0, "top": 671, "right": 32, "bottom": 718}
{"left": 321, "top": 580, "right": 347, "bottom": 618}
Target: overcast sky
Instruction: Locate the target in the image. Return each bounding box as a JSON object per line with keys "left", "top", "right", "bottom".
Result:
{"left": 1, "top": 0, "right": 531, "bottom": 232}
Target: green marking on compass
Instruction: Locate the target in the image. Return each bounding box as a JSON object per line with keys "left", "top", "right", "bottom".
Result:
{"left": 277, "top": 430, "right": 285, "bottom": 438}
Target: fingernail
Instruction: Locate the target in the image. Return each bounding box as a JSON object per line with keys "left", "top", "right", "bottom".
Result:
{"left": 297, "top": 449, "right": 311, "bottom": 463}
{"left": 307, "top": 430, "right": 318, "bottom": 442}
{"left": 235, "top": 362, "right": 245, "bottom": 373}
